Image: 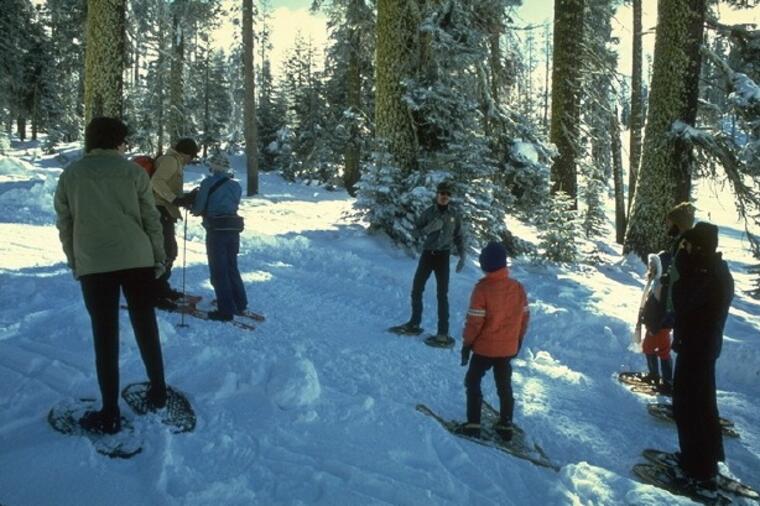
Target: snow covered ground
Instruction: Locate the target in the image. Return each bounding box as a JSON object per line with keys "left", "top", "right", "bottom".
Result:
{"left": 0, "top": 141, "right": 758, "bottom": 505}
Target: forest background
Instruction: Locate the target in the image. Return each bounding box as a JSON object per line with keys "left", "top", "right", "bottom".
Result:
{"left": 1, "top": 0, "right": 759, "bottom": 272}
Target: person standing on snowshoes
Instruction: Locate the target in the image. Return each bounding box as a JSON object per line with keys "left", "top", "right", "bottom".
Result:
{"left": 671, "top": 222, "right": 734, "bottom": 491}
{"left": 636, "top": 253, "right": 674, "bottom": 395}
{"left": 457, "top": 242, "right": 529, "bottom": 439}
{"left": 191, "top": 151, "right": 248, "bottom": 322}
{"left": 54, "top": 117, "right": 168, "bottom": 434}
{"left": 394, "top": 181, "right": 466, "bottom": 342}
{"left": 151, "top": 137, "right": 200, "bottom": 309}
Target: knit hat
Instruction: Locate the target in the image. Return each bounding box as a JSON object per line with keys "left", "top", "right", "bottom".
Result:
{"left": 682, "top": 222, "right": 719, "bottom": 255}
{"left": 666, "top": 202, "right": 695, "bottom": 233}
{"left": 437, "top": 181, "right": 454, "bottom": 195}
{"left": 207, "top": 152, "right": 231, "bottom": 173}
{"left": 479, "top": 241, "right": 507, "bottom": 273}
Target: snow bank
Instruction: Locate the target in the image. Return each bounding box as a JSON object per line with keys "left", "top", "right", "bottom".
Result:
{"left": 266, "top": 356, "right": 321, "bottom": 409}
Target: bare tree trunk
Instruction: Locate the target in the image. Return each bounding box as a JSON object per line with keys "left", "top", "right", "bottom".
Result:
{"left": 17, "top": 117, "right": 26, "bottom": 141}
{"left": 543, "top": 24, "right": 551, "bottom": 131}
{"left": 611, "top": 107, "right": 626, "bottom": 244}
{"left": 83, "top": 0, "right": 126, "bottom": 123}
{"left": 628, "top": 0, "right": 643, "bottom": 213}
{"left": 343, "top": 0, "right": 362, "bottom": 196}
{"left": 549, "top": 0, "right": 585, "bottom": 206}
{"left": 243, "top": 0, "right": 258, "bottom": 195}
{"left": 169, "top": 3, "right": 185, "bottom": 145}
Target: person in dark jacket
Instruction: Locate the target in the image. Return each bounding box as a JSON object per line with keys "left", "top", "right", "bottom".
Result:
{"left": 670, "top": 222, "right": 734, "bottom": 491}
{"left": 393, "top": 181, "right": 466, "bottom": 342}
{"left": 191, "top": 151, "right": 247, "bottom": 321}
{"left": 54, "top": 117, "right": 168, "bottom": 434}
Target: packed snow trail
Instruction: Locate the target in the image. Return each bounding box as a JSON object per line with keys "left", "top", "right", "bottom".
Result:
{"left": 0, "top": 145, "right": 758, "bottom": 505}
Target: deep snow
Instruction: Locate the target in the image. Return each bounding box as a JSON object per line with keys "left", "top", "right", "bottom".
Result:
{"left": 0, "top": 142, "right": 758, "bottom": 505}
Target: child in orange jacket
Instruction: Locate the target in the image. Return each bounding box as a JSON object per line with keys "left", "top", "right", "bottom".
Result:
{"left": 458, "top": 242, "right": 529, "bottom": 440}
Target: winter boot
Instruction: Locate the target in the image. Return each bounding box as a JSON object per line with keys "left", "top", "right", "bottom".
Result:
{"left": 146, "top": 383, "right": 167, "bottom": 411}
{"left": 390, "top": 322, "right": 423, "bottom": 335}
{"left": 79, "top": 408, "right": 121, "bottom": 434}
{"left": 454, "top": 422, "right": 481, "bottom": 438}
{"left": 207, "top": 310, "right": 233, "bottom": 322}
{"left": 493, "top": 420, "right": 513, "bottom": 442}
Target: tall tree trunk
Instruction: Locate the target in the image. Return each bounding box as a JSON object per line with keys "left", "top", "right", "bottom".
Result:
{"left": 31, "top": 86, "right": 39, "bottom": 141}
{"left": 17, "top": 117, "right": 26, "bottom": 141}
{"left": 243, "top": 0, "right": 258, "bottom": 195}
{"left": 611, "top": 107, "right": 626, "bottom": 244}
{"left": 549, "top": 0, "right": 584, "bottom": 206}
{"left": 375, "top": 0, "right": 418, "bottom": 173}
{"left": 203, "top": 43, "right": 210, "bottom": 158}
{"left": 83, "top": 0, "right": 126, "bottom": 123}
{"left": 343, "top": 0, "right": 362, "bottom": 196}
{"left": 156, "top": 1, "right": 166, "bottom": 155}
{"left": 543, "top": 24, "right": 551, "bottom": 131}
{"left": 624, "top": 0, "right": 706, "bottom": 258}
{"left": 169, "top": 4, "right": 185, "bottom": 145}
{"left": 628, "top": 0, "right": 643, "bottom": 214}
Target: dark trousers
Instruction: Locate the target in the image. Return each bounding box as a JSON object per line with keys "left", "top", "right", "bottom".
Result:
{"left": 80, "top": 267, "right": 166, "bottom": 414}
{"left": 672, "top": 353, "right": 724, "bottom": 480}
{"left": 410, "top": 250, "right": 450, "bottom": 335}
{"left": 646, "top": 354, "right": 673, "bottom": 385}
{"left": 207, "top": 230, "right": 247, "bottom": 317}
{"left": 465, "top": 354, "right": 514, "bottom": 425}
{"left": 156, "top": 206, "right": 178, "bottom": 297}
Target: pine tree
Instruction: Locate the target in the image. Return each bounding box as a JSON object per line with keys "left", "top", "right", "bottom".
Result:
{"left": 628, "top": 0, "right": 643, "bottom": 213}
{"left": 624, "top": 0, "right": 707, "bottom": 258}
{"left": 549, "top": 0, "right": 585, "bottom": 204}
{"left": 374, "top": 0, "right": 418, "bottom": 173}
{"left": 242, "top": 0, "right": 258, "bottom": 195}
{"left": 538, "top": 191, "right": 580, "bottom": 262}
{"left": 84, "top": 0, "right": 127, "bottom": 122}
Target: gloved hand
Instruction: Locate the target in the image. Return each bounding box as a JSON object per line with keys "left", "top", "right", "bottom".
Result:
{"left": 174, "top": 189, "right": 197, "bottom": 209}
{"left": 422, "top": 217, "right": 444, "bottom": 235}
{"left": 154, "top": 262, "right": 167, "bottom": 280}
{"left": 456, "top": 255, "right": 466, "bottom": 273}
{"left": 461, "top": 346, "right": 472, "bottom": 367}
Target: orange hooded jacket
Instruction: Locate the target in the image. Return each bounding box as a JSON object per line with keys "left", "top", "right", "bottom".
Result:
{"left": 463, "top": 266, "right": 529, "bottom": 358}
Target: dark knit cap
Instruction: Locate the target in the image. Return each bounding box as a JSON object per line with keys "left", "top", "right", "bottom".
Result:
{"left": 479, "top": 241, "right": 507, "bottom": 272}
{"left": 682, "top": 221, "right": 719, "bottom": 255}
{"left": 437, "top": 181, "right": 453, "bottom": 194}
{"left": 175, "top": 138, "right": 199, "bottom": 158}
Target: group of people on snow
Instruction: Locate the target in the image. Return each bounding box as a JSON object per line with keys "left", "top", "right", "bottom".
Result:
{"left": 53, "top": 116, "right": 246, "bottom": 433}
{"left": 53, "top": 117, "right": 735, "bottom": 495}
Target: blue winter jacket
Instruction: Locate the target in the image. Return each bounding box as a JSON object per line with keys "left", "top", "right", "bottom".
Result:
{"left": 191, "top": 172, "right": 242, "bottom": 229}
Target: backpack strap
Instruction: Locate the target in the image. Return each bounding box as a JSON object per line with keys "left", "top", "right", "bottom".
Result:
{"left": 203, "top": 177, "right": 231, "bottom": 216}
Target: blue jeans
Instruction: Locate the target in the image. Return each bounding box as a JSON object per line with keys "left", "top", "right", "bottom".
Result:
{"left": 410, "top": 250, "right": 450, "bottom": 335}
{"left": 206, "top": 230, "right": 247, "bottom": 317}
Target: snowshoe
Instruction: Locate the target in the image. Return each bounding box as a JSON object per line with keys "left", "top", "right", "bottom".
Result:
{"left": 388, "top": 323, "right": 423, "bottom": 336}
{"left": 424, "top": 334, "right": 455, "bottom": 349}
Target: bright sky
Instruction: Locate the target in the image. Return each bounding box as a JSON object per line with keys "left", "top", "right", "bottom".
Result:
{"left": 212, "top": 0, "right": 760, "bottom": 79}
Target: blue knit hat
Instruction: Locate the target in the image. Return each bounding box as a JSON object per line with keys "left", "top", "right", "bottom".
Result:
{"left": 479, "top": 242, "right": 507, "bottom": 272}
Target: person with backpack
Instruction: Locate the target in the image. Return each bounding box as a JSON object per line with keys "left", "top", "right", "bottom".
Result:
{"left": 391, "top": 181, "right": 466, "bottom": 344}
{"left": 669, "top": 222, "right": 734, "bottom": 493}
{"left": 54, "top": 117, "right": 168, "bottom": 433}
{"left": 191, "top": 151, "right": 247, "bottom": 321}
{"left": 456, "top": 242, "right": 529, "bottom": 440}
{"left": 151, "top": 138, "right": 200, "bottom": 309}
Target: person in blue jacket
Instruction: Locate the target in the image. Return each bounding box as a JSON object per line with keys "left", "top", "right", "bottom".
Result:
{"left": 191, "top": 151, "right": 248, "bottom": 321}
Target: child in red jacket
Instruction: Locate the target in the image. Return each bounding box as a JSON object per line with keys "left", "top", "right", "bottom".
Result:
{"left": 457, "top": 242, "right": 529, "bottom": 440}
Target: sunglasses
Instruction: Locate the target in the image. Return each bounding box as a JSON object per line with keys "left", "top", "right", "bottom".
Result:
{"left": 438, "top": 191, "right": 451, "bottom": 197}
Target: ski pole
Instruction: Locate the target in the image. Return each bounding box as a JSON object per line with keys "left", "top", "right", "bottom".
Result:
{"left": 178, "top": 208, "right": 189, "bottom": 328}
